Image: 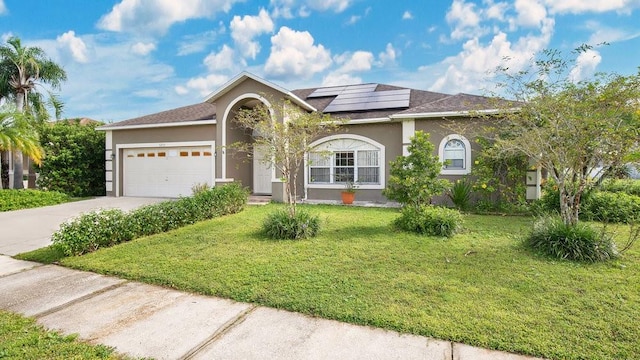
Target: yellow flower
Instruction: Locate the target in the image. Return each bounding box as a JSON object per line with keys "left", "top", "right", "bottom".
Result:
{"left": 474, "top": 160, "right": 479, "bottom": 165}
{"left": 481, "top": 183, "right": 487, "bottom": 189}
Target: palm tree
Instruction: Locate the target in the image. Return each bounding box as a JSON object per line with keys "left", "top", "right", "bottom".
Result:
{"left": 0, "top": 36, "right": 66, "bottom": 189}
{"left": 0, "top": 108, "right": 43, "bottom": 189}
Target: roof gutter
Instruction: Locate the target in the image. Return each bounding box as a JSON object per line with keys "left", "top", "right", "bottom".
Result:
{"left": 96, "top": 119, "right": 217, "bottom": 131}
{"left": 389, "top": 108, "right": 520, "bottom": 120}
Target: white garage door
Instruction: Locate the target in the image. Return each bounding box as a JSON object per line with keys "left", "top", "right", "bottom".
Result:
{"left": 124, "top": 146, "right": 214, "bottom": 198}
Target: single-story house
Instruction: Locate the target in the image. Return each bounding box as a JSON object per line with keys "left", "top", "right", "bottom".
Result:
{"left": 99, "top": 71, "right": 541, "bottom": 202}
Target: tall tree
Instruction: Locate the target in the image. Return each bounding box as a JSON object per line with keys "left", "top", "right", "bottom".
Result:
{"left": 491, "top": 46, "right": 640, "bottom": 226}
{"left": 0, "top": 36, "right": 66, "bottom": 189}
{"left": 0, "top": 107, "right": 43, "bottom": 189}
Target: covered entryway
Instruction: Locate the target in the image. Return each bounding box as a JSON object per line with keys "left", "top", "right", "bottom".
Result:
{"left": 252, "top": 144, "right": 272, "bottom": 195}
{"left": 123, "top": 145, "right": 214, "bottom": 198}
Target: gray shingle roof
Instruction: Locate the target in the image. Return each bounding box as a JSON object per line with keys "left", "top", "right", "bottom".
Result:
{"left": 101, "top": 103, "right": 216, "bottom": 128}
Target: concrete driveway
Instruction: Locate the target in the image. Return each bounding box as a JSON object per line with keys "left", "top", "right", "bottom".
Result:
{"left": 0, "top": 197, "right": 164, "bottom": 256}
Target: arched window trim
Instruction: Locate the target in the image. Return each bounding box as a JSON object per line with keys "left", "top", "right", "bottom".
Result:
{"left": 305, "top": 135, "right": 385, "bottom": 190}
{"left": 438, "top": 134, "right": 472, "bottom": 175}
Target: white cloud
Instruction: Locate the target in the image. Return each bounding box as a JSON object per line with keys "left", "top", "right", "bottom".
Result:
{"left": 484, "top": 1, "right": 509, "bottom": 21}
{"left": 346, "top": 15, "right": 361, "bottom": 25}
{"left": 306, "top": 0, "right": 352, "bottom": 12}
{"left": 0, "top": 0, "right": 7, "bottom": 15}
{"left": 184, "top": 74, "right": 229, "bottom": 96}
{"left": 177, "top": 26, "right": 224, "bottom": 56}
{"left": 585, "top": 21, "right": 640, "bottom": 44}
{"left": 428, "top": 17, "right": 555, "bottom": 94}
{"left": 230, "top": 9, "right": 274, "bottom": 59}
{"left": 568, "top": 48, "right": 601, "bottom": 82}
{"left": 378, "top": 43, "right": 397, "bottom": 65}
{"left": 513, "top": 0, "right": 547, "bottom": 27}
{"left": 56, "top": 31, "right": 89, "bottom": 63}
{"left": 97, "top": 0, "right": 239, "bottom": 35}
{"left": 322, "top": 73, "right": 363, "bottom": 86}
{"left": 264, "top": 26, "right": 332, "bottom": 80}
{"left": 131, "top": 41, "right": 156, "bottom": 55}
{"left": 335, "top": 51, "right": 374, "bottom": 73}
{"left": 174, "top": 85, "right": 189, "bottom": 95}
{"left": 203, "top": 44, "right": 242, "bottom": 71}
{"left": 402, "top": 11, "right": 413, "bottom": 20}
{"left": 544, "top": 0, "right": 640, "bottom": 14}
{"left": 446, "top": 0, "right": 483, "bottom": 40}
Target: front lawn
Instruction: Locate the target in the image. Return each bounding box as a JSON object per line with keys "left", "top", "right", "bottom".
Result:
{"left": 53, "top": 204, "right": 639, "bottom": 360}
{"left": 0, "top": 310, "right": 127, "bottom": 359}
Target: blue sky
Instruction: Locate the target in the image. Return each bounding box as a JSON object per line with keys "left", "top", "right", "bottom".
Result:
{"left": 1, "top": 0, "right": 639, "bottom": 123}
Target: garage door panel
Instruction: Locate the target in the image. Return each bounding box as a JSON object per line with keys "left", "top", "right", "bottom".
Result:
{"left": 124, "top": 146, "right": 213, "bottom": 198}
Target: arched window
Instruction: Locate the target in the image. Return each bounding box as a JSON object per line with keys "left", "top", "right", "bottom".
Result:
{"left": 307, "top": 135, "right": 385, "bottom": 189}
{"left": 439, "top": 134, "right": 471, "bottom": 175}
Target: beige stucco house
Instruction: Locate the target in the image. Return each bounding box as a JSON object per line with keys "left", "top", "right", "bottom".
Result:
{"left": 99, "top": 71, "right": 539, "bottom": 202}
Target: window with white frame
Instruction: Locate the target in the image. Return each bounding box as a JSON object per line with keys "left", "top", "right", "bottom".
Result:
{"left": 439, "top": 134, "right": 471, "bottom": 175}
{"left": 307, "top": 136, "right": 384, "bottom": 188}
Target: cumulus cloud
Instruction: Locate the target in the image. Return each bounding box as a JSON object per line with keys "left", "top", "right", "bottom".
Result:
{"left": 97, "top": 0, "right": 239, "bottom": 35}
{"left": 378, "top": 43, "right": 397, "bottom": 65}
{"left": 322, "top": 73, "right": 363, "bottom": 86}
{"left": 544, "top": 0, "right": 640, "bottom": 14}
{"left": 184, "top": 74, "right": 229, "bottom": 96}
{"left": 428, "top": 17, "right": 555, "bottom": 94}
{"left": 0, "top": 0, "right": 7, "bottom": 15}
{"left": 131, "top": 41, "right": 156, "bottom": 55}
{"left": 56, "top": 31, "right": 89, "bottom": 63}
{"left": 230, "top": 9, "right": 274, "bottom": 59}
{"left": 513, "top": 0, "right": 547, "bottom": 28}
{"left": 568, "top": 48, "right": 601, "bottom": 82}
{"left": 402, "top": 11, "right": 413, "bottom": 20}
{"left": 203, "top": 44, "right": 241, "bottom": 71}
{"left": 264, "top": 26, "right": 332, "bottom": 80}
{"left": 446, "top": 0, "right": 483, "bottom": 40}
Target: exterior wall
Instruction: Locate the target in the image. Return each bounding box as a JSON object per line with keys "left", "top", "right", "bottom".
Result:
{"left": 305, "top": 122, "right": 403, "bottom": 203}
{"left": 108, "top": 124, "right": 216, "bottom": 196}
{"left": 210, "top": 78, "right": 289, "bottom": 190}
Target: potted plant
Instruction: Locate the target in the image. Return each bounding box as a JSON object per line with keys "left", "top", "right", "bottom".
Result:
{"left": 341, "top": 180, "right": 358, "bottom": 204}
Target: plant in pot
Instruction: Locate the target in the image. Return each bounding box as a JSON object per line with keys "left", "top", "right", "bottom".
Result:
{"left": 341, "top": 179, "right": 358, "bottom": 204}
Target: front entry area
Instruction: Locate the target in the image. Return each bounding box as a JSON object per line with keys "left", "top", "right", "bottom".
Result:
{"left": 252, "top": 144, "right": 272, "bottom": 195}
{"left": 123, "top": 145, "right": 214, "bottom": 198}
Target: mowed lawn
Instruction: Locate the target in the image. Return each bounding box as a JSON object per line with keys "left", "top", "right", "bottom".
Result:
{"left": 59, "top": 204, "right": 640, "bottom": 360}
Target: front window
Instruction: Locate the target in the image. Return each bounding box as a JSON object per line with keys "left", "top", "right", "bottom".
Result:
{"left": 439, "top": 134, "right": 472, "bottom": 175}
{"left": 307, "top": 136, "right": 385, "bottom": 188}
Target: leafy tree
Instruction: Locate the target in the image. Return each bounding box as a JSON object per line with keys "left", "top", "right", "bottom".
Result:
{"left": 384, "top": 131, "right": 450, "bottom": 207}
{"left": 0, "top": 107, "right": 43, "bottom": 189}
{"left": 232, "top": 98, "right": 343, "bottom": 217}
{"left": 0, "top": 36, "right": 67, "bottom": 189}
{"left": 491, "top": 46, "right": 640, "bottom": 226}
{"left": 37, "top": 119, "right": 105, "bottom": 197}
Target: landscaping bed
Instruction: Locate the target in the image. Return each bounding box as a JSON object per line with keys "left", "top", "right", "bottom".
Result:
{"left": 28, "top": 204, "right": 640, "bottom": 360}
{"left": 0, "top": 189, "right": 72, "bottom": 212}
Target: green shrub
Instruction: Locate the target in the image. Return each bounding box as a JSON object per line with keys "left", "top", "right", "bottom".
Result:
{"left": 37, "top": 120, "right": 106, "bottom": 197}
{"left": 447, "top": 178, "right": 473, "bottom": 211}
{"left": 599, "top": 179, "right": 640, "bottom": 196}
{"left": 524, "top": 216, "right": 618, "bottom": 262}
{"left": 52, "top": 209, "right": 134, "bottom": 256}
{"left": 581, "top": 191, "right": 640, "bottom": 223}
{"left": 393, "top": 205, "right": 462, "bottom": 237}
{"left": 51, "top": 183, "right": 249, "bottom": 256}
{"left": 263, "top": 210, "right": 320, "bottom": 240}
{"left": 0, "top": 189, "right": 70, "bottom": 211}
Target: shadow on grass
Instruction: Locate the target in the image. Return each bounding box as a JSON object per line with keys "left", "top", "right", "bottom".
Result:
{"left": 248, "top": 223, "right": 397, "bottom": 242}
{"left": 15, "top": 246, "right": 66, "bottom": 264}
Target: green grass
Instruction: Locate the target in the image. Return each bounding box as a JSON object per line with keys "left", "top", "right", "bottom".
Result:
{"left": 0, "top": 310, "right": 127, "bottom": 359}
{"left": 40, "top": 204, "right": 639, "bottom": 360}
{"left": 0, "top": 189, "right": 73, "bottom": 212}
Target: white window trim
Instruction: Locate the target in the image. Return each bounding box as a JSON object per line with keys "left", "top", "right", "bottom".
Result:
{"left": 306, "top": 134, "right": 385, "bottom": 190}
{"left": 438, "top": 134, "right": 471, "bottom": 175}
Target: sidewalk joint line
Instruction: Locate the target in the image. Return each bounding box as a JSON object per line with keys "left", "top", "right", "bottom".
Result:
{"left": 33, "top": 281, "right": 128, "bottom": 319}
{"left": 180, "top": 304, "right": 258, "bottom": 360}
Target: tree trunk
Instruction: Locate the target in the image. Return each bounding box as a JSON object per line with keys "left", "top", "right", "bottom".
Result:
{"left": 12, "top": 151, "right": 24, "bottom": 189}
{"left": 559, "top": 188, "right": 579, "bottom": 226}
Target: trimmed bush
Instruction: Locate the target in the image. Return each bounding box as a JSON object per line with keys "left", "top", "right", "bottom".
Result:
{"left": 447, "top": 178, "right": 473, "bottom": 211}
{"left": 0, "top": 189, "right": 70, "bottom": 211}
{"left": 263, "top": 210, "right": 320, "bottom": 240}
{"left": 393, "top": 205, "right": 462, "bottom": 237}
{"left": 525, "top": 216, "right": 618, "bottom": 262}
{"left": 52, "top": 183, "right": 249, "bottom": 256}
{"left": 581, "top": 191, "right": 640, "bottom": 223}
{"left": 52, "top": 209, "right": 134, "bottom": 256}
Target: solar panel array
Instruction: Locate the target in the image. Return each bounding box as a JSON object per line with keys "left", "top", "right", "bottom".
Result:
{"left": 308, "top": 84, "right": 411, "bottom": 112}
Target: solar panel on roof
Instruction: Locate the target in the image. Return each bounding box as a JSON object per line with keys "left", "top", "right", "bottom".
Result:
{"left": 322, "top": 86, "right": 410, "bottom": 113}
{"left": 308, "top": 83, "right": 377, "bottom": 98}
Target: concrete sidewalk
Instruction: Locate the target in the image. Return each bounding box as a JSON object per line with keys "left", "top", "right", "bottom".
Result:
{"left": 0, "top": 256, "right": 543, "bottom": 360}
